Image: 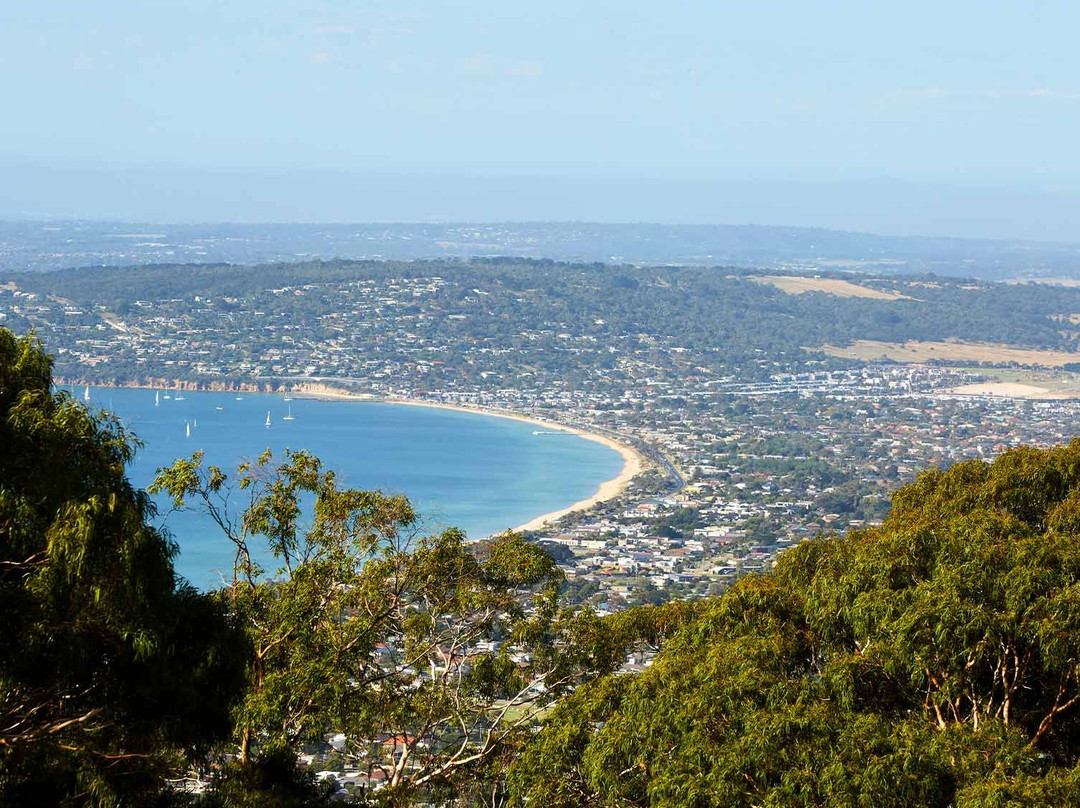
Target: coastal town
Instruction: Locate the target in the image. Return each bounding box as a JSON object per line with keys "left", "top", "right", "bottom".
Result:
{"left": 5, "top": 263, "right": 1080, "bottom": 616}
{"left": 406, "top": 367, "right": 1080, "bottom": 611}
{"left": 11, "top": 1, "right": 1080, "bottom": 802}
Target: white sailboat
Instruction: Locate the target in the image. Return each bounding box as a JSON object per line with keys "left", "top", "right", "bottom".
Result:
{"left": 155, "top": 390, "right": 160, "bottom": 406}
{"left": 175, "top": 391, "right": 186, "bottom": 401}
{"left": 185, "top": 422, "right": 191, "bottom": 438}
{"left": 283, "top": 405, "right": 295, "bottom": 421}
{"left": 83, "top": 385, "right": 90, "bottom": 402}
{"left": 193, "top": 418, "right": 198, "bottom": 428}
{"left": 265, "top": 411, "right": 272, "bottom": 428}
{"left": 283, "top": 391, "right": 293, "bottom": 402}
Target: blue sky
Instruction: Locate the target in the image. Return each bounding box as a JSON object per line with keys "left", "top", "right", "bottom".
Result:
{"left": 3, "top": 1, "right": 1080, "bottom": 235}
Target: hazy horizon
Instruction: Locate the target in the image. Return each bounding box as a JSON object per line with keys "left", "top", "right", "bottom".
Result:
{"left": 3, "top": 1, "right": 1080, "bottom": 241}
{"left": 5, "top": 167, "right": 1080, "bottom": 244}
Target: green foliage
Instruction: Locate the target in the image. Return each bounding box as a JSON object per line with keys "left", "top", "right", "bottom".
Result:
{"left": 152, "top": 449, "right": 572, "bottom": 805}
{"left": 202, "top": 748, "right": 337, "bottom": 808}
{"left": 512, "top": 442, "right": 1080, "bottom": 806}
{"left": 651, "top": 507, "right": 702, "bottom": 539}
{"left": 0, "top": 329, "right": 246, "bottom": 806}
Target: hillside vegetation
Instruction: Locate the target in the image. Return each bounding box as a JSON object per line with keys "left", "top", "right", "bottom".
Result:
{"left": 512, "top": 444, "right": 1080, "bottom": 807}
{"left": 7, "top": 260, "right": 1080, "bottom": 391}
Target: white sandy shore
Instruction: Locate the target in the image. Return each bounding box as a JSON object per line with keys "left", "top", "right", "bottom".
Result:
{"left": 287, "top": 385, "right": 646, "bottom": 533}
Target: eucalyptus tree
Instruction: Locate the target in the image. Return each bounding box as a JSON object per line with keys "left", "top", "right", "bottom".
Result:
{"left": 152, "top": 448, "right": 574, "bottom": 805}
{"left": 511, "top": 442, "right": 1080, "bottom": 807}
{"left": 0, "top": 328, "right": 245, "bottom": 806}
{"left": 791, "top": 445, "right": 1080, "bottom": 744}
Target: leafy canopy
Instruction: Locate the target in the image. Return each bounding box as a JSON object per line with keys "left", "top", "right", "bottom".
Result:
{"left": 512, "top": 442, "right": 1080, "bottom": 807}
{"left": 0, "top": 328, "right": 245, "bottom": 807}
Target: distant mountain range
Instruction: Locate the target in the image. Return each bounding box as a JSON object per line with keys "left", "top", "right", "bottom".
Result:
{"left": 2, "top": 220, "right": 1080, "bottom": 279}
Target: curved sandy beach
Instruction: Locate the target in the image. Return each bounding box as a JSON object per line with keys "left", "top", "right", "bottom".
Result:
{"left": 287, "top": 385, "right": 647, "bottom": 533}
{"left": 70, "top": 379, "right": 648, "bottom": 535}
{"left": 397, "top": 402, "right": 643, "bottom": 532}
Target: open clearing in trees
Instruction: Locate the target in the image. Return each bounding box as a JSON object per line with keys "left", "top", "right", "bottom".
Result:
{"left": 749, "top": 275, "right": 913, "bottom": 300}
{"left": 818, "top": 339, "right": 1080, "bottom": 367}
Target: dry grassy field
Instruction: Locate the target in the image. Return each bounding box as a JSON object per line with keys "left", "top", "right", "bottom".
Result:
{"left": 818, "top": 339, "right": 1080, "bottom": 367}
{"left": 944, "top": 367, "right": 1080, "bottom": 398}
{"left": 946, "top": 382, "right": 1080, "bottom": 399}
{"left": 749, "top": 275, "right": 912, "bottom": 300}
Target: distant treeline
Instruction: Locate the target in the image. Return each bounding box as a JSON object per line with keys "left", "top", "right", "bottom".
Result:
{"left": 5, "top": 220, "right": 1080, "bottom": 277}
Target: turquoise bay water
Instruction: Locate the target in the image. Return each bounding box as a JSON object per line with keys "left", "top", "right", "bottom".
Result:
{"left": 90, "top": 388, "right": 622, "bottom": 588}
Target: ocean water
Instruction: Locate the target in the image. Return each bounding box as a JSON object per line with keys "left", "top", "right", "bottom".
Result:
{"left": 86, "top": 388, "right": 623, "bottom": 589}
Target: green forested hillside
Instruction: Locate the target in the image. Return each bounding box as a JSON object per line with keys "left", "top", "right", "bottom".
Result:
{"left": 6, "top": 259, "right": 1080, "bottom": 388}
{"left": 12, "top": 258, "right": 1080, "bottom": 350}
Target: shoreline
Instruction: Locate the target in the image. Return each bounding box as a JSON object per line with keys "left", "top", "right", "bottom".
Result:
{"left": 62, "top": 378, "right": 648, "bottom": 536}
{"left": 385, "top": 399, "right": 644, "bottom": 533}
{"left": 284, "top": 388, "right": 647, "bottom": 533}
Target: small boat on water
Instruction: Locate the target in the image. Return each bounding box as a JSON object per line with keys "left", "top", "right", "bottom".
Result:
{"left": 265, "top": 411, "right": 272, "bottom": 428}
{"left": 83, "top": 385, "right": 91, "bottom": 402}
{"left": 175, "top": 392, "right": 186, "bottom": 401}
{"left": 185, "top": 422, "right": 191, "bottom": 438}
{"left": 283, "top": 392, "right": 293, "bottom": 402}
{"left": 155, "top": 390, "right": 160, "bottom": 406}
{"left": 215, "top": 405, "right": 224, "bottom": 411}
{"left": 283, "top": 405, "right": 295, "bottom": 421}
